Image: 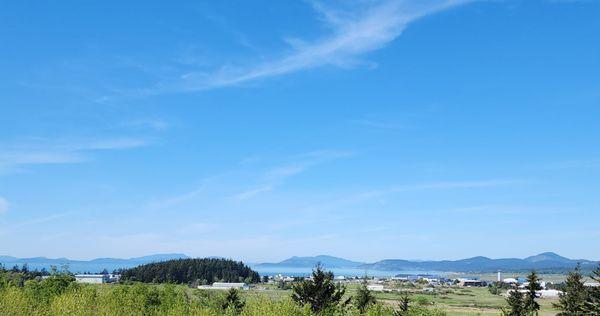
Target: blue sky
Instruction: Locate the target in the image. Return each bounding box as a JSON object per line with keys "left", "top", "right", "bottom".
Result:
{"left": 1, "top": 0, "right": 599, "bottom": 262}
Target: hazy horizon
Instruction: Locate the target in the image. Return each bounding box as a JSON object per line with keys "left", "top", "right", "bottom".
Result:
{"left": 1, "top": 0, "right": 599, "bottom": 263}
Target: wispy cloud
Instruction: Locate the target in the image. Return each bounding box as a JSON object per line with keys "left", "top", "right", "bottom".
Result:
{"left": 297, "top": 179, "right": 524, "bottom": 214}
{"left": 231, "top": 186, "right": 274, "bottom": 201}
{"left": 121, "top": 118, "right": 169, "bottom": 131}
{"left": 150, "top": 0, "right": 474, "bottom": 93}
{"left": 145, "top": 186, "right": 208, "bottom": 210}
{"left": 539, "top": 159, "right": 600, "bottom": 170}
{"left": 0, "top": 137, "right": 151, "bottom": 174}
{"left": 233, "top": 150, "right": 353, "bottom": 200}
{"left": 348, "top": 119, "right": 406, "bottom": 130}
{"left": 0, "top": 212, "right": 69, "bottom": 235}
{"left": 446, "top": 204, "right": 565, "bottom": 215}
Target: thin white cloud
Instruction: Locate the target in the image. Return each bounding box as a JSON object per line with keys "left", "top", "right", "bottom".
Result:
{"left": 0, "top": 138, "right": 150, "bottom": 174}
{"left": 121, "top": 118, "right": 169, "bottom": 131}
{"left": 145, "top": 186, "right": 208, "bottom": 210}
{"left": 539, "top": 159, "right": 600, "bottom": 170}
{"left": 297, "top": 179, "right": 525, "bottom": 214}
{"left": 152, "top": 0, "right": 474, "bottom": 93}
{"left": 232, "top": 186, "right": 273, "bottom": 201}
{"left": 348, "top": 119, "right": 406, "bottom": 130}
{"left": 0, "top": 212, "right": 69, "bottom": 236}
{"left": 233, "top": 150, "right": 354, "bottom": 200}
{"left": 444, "top": 204, "right": 568, "bottom": 217}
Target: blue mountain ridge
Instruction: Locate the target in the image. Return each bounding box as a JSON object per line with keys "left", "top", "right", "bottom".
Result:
{"left": 0, "top": 254, "right": 189, "bottom": 273}
{"left": 3, "top": 252, "right": 597, "bottom": 274}
{"left": 257, "top": 255, "right": 364, "bottom": 268}
{"left": 257, "top": 252, "right": 598, "bottom": 272}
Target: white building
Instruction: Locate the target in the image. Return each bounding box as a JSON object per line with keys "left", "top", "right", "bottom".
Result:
{"left": 198, "top": 282, "right": 249, "bottom": 290}
{"left": 506, "top": 289, "right": 562, "bottom": 298}
{"left": 585, "top": 282, "right": 600, "bottom": 287}
{"left": 502, "top": 278, "right": 518, "bottom": 284}
{"left": 75, "top": 274, "right": 109, "bottom": 284}
{"left": 537, "top": 290, "right": 561, "bottom": 298}
{"left": 391, "top": 276, "right": 408, "bottom": 281}
{"left": 367, "top": 284, "right": 385, "bottom": 292}
{"left": 457, "top": 279, "right": 486, "bottom": 287}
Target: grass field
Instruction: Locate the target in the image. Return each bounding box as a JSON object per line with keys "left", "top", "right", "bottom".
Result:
{"left": 246, "top": 283, "right": 561, "bottom": 315}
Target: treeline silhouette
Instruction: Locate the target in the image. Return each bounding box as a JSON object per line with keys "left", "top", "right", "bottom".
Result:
{"left": 120, "top": 258, "right": 260, "bottom": 284}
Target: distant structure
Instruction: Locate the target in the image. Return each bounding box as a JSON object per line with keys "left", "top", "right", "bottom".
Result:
{"left": 502, "top": 277, "right": 518, "bottom": 284}
{"left": 198, "top": 282, "right": 249, "bottom": 290}
{"left": 497, "top": 270, "right": 502, "bottom": 282}
{"left": 585, "top": 281, "right": 600, "bottom": 287}
{"left": 457, "top": 278, "right": 487, "bottom": 287}
{"left": 74, "top": 274, "right": 119, "bottom": 284}
{"left": 366, "top": 284, "right": 385, "bottom": 292}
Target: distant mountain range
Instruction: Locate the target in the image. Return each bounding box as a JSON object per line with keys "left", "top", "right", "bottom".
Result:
{"left": 0, "top": 254, "right": 189, "bottom": 273}
{"left": 258, "top": 252, "right": 599, "bottom": 273}
{"left": 3, "top": 252, "right": 597, "bottom": 274}
{"left": 257, "top": 255, "right": 364, "bottom": 269}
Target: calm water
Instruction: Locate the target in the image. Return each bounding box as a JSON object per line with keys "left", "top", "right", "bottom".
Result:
{"left": 249, "top": 265, "right": 445, "bottom": 278}
{"left": 2, "top": 260, "right": 444, "bottom": 278}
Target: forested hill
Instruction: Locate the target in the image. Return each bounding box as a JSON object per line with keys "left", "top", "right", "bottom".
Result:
{"left": 121, "top": 258, "right": 260, "bottom": 284}
{"left": 360, "top": 252, "right": 598, "bottom": 273}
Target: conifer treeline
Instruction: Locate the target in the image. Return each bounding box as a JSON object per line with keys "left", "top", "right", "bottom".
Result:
{"left": 502, "top": 265, "right": 600, "bottom": 315}
{"left": 121, "top": 258, "right": 260, "bottom": 284}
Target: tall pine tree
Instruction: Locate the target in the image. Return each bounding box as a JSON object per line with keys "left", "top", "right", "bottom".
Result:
{"left": 291, "top": 264, "right": 347, "bottom": 314}
{"left": 222, "top": 288, "right": 245, "bottom": 312}
{"left": 354, "top": 277, "right": 376, "bottom": 313}
{"left": 524, "top": 270, "right": 542, "bottom": 315}
{"left": 585, "top": 264, "right": 600, "bottom": 315}
{"left": 394, "top": 292, "right": 411, "bottom": 316}
{"left": 503, "top": 285, "right": 525, "bottom": 316}
{"left": 554, "top": 264, "right": 587, "bottom": 315}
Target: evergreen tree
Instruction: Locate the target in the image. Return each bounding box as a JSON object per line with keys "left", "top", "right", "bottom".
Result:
{"left": 554, "top": 264, "right": 587, "bottom": 315}
{"left": 120, "top": 258, "right": 260, "bottom": 284}
{"left": 394, "top": 291, "right": 411, "bottom": 316}
{"left": 524, "top": 270, "right": 542, "bottom": 315}
{"left": 585, "top": 264, "right": 600, "bottom": 315}
{"left": 503, "top": 285, "right": 525, "bottom": 316}
{"left": 354, "top": 277, "right": 376, "bottom": 313}
{"left": 222, "top": 288, "right": 245, "bottom": 312}
{"left": 291, "top": 264, "right": 347, "bottom": 314}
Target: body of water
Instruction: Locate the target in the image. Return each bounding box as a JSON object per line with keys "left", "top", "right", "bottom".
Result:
{"left": 2, "top": 260, "right": 445, "bottom": 278}
{"left": 250, "top": 265, "right": 445, "bottom": 278}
